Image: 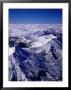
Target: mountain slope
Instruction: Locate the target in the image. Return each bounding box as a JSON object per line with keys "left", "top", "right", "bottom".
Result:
{"left": 9, "top": 33, "right": 62, "bottom": 81}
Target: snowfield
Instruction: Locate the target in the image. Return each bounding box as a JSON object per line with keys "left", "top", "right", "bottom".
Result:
{"left": 8, "top": 24, "right": 62, "bottom": 81}
{"left": 9, "top": 47, "right": 15, "bottom": 56}
{"left": 30, "top": 34, "right": 57, "bottom": 48}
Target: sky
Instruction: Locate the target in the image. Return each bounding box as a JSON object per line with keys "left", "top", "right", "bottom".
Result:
{"left": 9, "top": 9, "right": 62, "bottom": 24}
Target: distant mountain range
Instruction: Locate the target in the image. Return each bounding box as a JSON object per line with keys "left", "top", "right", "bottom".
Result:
{"left": 9, "top": 24, "right": 62, "bottom": 37}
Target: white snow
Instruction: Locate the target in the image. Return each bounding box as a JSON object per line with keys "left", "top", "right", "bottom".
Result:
{"left": 9, "top": 47, "right": 15, "bottom": 56}
{"left": 9, "top": 54, "right": 28, "bottom": 81}
{"left": 31, "top": 34, "right": 57, "bottom": 48}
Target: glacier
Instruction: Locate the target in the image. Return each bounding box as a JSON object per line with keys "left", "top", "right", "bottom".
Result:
{"left": 8, "top": 24, "right": 62, "bottom": 81}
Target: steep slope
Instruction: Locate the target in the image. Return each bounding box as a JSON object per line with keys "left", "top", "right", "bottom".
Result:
{"left": 9, "top": 33, "right": 62, "bottom": 81}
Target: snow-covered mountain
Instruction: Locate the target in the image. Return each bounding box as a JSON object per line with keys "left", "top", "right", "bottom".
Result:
{"left": 30, "top": 34, "right": 57, "bottom": 48}
{"left": 8, "top": 24, "right": 62, "bottom": 81}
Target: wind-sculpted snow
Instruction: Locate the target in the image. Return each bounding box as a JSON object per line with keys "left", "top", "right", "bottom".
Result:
{"left": 9, "top": 24, "right": 62, "bottom": 81}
